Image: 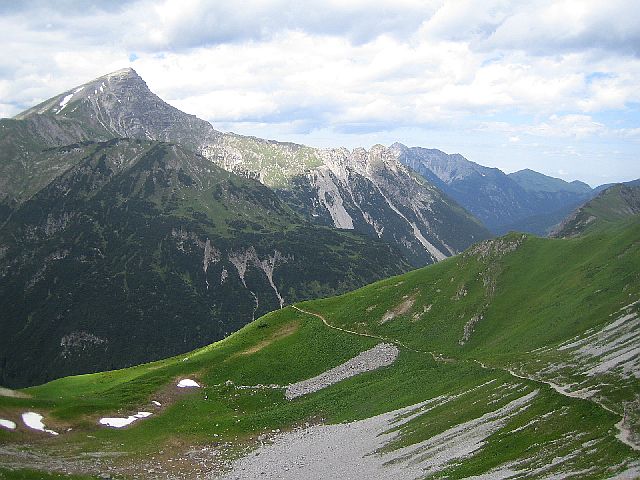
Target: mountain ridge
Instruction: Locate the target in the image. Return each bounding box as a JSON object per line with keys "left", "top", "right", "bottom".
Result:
{"left": 552, "top": 182, "right": 640, "bottom": 238}
{"left": 0, "top": 138, "right": 410, "bottom": 387}
{"left": 6, "top": 68, "right": 491, "bottom": 267}
{"left": 391, "top": 143, "right": 600, "bottom": 235}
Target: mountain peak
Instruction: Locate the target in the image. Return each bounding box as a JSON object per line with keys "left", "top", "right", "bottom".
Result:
{"left": 14, "top": 68, "right": 220, "bottom": 150}
{"left": 15, "top": 67, "right": 149, "bottom": 120}
{"left": 508, "top": 169, "right": 591, "bottom": 194}
{"left": 94, "top": 67, "right": 143, "bottom": 84}
{"left": 107, "top": 66, "right": 137, "bottom": 76}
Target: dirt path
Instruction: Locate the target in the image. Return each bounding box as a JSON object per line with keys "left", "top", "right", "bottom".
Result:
{"left": 292, "top": 305, "right": 639, "bottom": 452}
{"left": 475, "top": 360, "right": 639, "bottom": 451}
{"left": 291, "top": 305, "right": 448, "bottom": 363}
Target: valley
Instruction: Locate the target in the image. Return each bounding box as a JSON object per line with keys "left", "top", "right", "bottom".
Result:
{"left": 1, "top": 204, "right": 638, "bottom": 479}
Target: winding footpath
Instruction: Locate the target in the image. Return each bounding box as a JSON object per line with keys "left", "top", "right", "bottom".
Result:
{"left": 480, "top": 360, "right": 639, "bottom": 452}
{"left": 292, "top": 304, "right": 639, "bottom": 452}
{"left": 291, "top": 305, "right": 448, "bottom": 363}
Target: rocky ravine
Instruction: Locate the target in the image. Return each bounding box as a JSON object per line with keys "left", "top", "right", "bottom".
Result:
{"left": 206, "top": 139, "right": 490, "bottom": 267}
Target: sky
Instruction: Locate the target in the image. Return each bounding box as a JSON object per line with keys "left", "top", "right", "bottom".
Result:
{"left": 0, "top": 0, "right": 639, "bottom": 186}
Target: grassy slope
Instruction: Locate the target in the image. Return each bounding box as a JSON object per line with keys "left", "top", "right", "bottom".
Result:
{"left": 1, "top": 217, "right": 638, "bottom": 478}
{"left": 554, "top": 184, "right": 640, "bottom": 238}
{"left": 0, "top": 469, "right": 96, "bottom": 480}
{"left": 216, "top": 134, "right": 323, "bottom": 188}
{"left": 317, "top": 219, "right": 639, "bottom": 363}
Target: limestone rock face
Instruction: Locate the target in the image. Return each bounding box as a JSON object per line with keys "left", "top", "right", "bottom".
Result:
{"left": 16, "top": 68, "right": 222, "bottom": 151}
{"left": 6, "top": 69, "right": 491, "bottom": 267}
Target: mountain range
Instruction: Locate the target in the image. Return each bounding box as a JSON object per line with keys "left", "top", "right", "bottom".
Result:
{"left": 2, "top": 68, "right": 636, "bottom": 389}
{"left": 3, "top": 68, "right": 490, "bottom": 267}
{"left": 392, "top": 144, "right": 604, "bottom": 235}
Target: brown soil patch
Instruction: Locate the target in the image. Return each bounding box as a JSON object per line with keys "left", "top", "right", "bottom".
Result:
{"left": 0, "top": 405, "right": 73, "bottom": 440}
{"left": 380, "top": 295, "right": 416, "bottom": 323}
{"left": 231, "top": 321, "right": 300, "bottom": 358}
{"left": 146, "top": 375, "right": 206, "bottom": 413}
{"left": 0, "top": 387, "right": 30, "bottom": 398}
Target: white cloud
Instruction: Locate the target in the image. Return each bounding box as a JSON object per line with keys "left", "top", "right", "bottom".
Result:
{"left": 0, "top": 0, "right": 638, "bottom": 183}
{"left": 481, "top": 114, "right": 608, "bottom": 139}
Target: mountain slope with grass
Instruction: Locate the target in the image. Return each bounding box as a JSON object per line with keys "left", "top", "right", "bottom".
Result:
{"left": 552, "top": 183, "right": 640, "bottom": 238}
{"left": 1, "top": 214, "right": 638, "bottom": 479}
{"left": 8, "top": 68, "right": 490, "bottom": 267}
{"left": 0, "top": 138, "right": 409, "bottom": 388}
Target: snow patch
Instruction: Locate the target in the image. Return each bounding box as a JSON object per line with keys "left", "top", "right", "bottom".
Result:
{"left": 99, "top": 412, "right": 152, "bottom": 429}
{"left": 0, "top": 419, "right": 16, "bottom": 430}
{"left": 56, "top": 93, "right": 74, "bottom": 114}
{"left": 21, "top": 412, "right": 58, "bottom": 435}
{"left": 177, "top": 379, "right": 200, "bottom": 388}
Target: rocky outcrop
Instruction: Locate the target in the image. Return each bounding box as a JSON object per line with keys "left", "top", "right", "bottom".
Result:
{"left": 213, "top": 142, "right": 489, "bottom": 266}
{"left": 285, "top": 343, "right": 399, "bottom": 399}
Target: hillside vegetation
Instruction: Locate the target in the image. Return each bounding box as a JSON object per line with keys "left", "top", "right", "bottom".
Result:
{"left": 553, "top": 183, "right": 640, "bottom": 237}
{"left": 0, "top": 139, "right": 409, "bottom": 388}
{"left": 1, "top": 213, "right": 638, "bottom": 478}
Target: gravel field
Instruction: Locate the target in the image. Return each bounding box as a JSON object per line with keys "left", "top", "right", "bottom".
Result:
{"left": 285, "top": 343, "right": 399, "bottom": 400}
{"left": 217, "top": 391, "right": 540, "bottom": 480}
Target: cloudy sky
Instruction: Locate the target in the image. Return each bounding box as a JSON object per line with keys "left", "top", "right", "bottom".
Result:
{"left": 1, "top": 0, "right": 638, "bottom": 186}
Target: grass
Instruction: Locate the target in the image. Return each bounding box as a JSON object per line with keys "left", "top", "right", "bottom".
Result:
{"left": 220, "top": 134, "right": 323, "bottom": 188}
{"left": 0, "top": 469, "right": 97, "bottom": 480}
{"left": 1, "top": 216, "right": 638, "bottom": 478}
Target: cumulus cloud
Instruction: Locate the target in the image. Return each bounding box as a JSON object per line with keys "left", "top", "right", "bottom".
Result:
{"left": 421, "top": 0, "right": 640, "bottom": 58}
{"left": 0, "top": 0, "right": 638, "bottom": 183}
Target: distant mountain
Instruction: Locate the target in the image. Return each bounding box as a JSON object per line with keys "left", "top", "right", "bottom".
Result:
{"left": 552, "top": 183, "right": 640, "bottom": 238}
{"left": 7, "top": 68, "right": 490, "bottom": 267}
{"left": 210, "top": 137, "right": 490, "bottom": 266}
{"left": 0, "top": 139, "right": 409, "bottom": 387}
{"left": 508, "top": 168, "right": 592, "bottom": 194}
{"left": 392, "top": 144, "right": 597, "bottom": 235}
